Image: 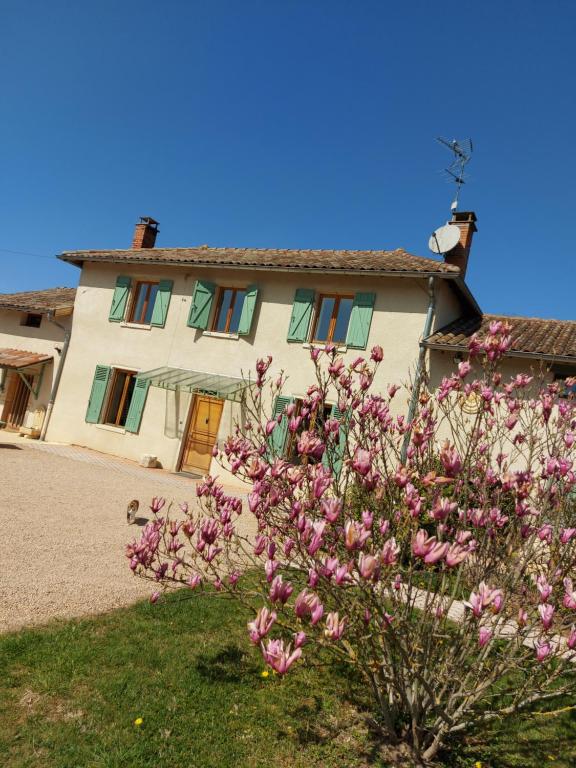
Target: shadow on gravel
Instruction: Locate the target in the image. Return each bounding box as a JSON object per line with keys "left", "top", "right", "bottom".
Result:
{"left": 0, "top": 443, "right": 22, "bottom": 449}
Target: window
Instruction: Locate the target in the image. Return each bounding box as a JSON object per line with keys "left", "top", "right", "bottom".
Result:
{"left": 188, "top": 281, "right": 258, "bottom": 336}
{"left": 104, "top": 369, "right": 137, "bottom": 427}
{"left": 22, "top": 313, "right": 42, "bottom": 328}
{"left": 553, "top": 372, "right": 576, "bottom": 399}
{"left": 212, "top": 288, "right": 247, "bottom": 334}
{"left": 128, "top": 282, "right": 159, "bottom": 325}
{"left": 287, "top": 289, "right": 374, "bottom": 348}
{"left": 312, "top": 295, "right": 354, "bottom": 344}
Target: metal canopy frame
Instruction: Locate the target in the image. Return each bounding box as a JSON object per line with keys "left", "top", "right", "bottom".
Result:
{"left": 138, "top": 366, "right": 252, "bottom": 403}
{"left": 0, "top": 360, "right": 49, "bottom": 398}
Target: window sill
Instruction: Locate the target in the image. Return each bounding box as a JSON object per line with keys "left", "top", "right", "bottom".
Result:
{"left": 303, "top": 342, "right": 348, "bottom": 353}
{"left": 202, "top": 331, "right": 240, "bottom": 340}
{"left": 120, "top": 321, "right": 152, "bottom": 330}
{"left": 95, "top": 423, "right": 126, "bottom": 434}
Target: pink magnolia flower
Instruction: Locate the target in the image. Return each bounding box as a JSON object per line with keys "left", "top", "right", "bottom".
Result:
{"left": 352, "top": 448, "right": 371, "bottom": 476}
{"left": 261, "top": 639, "right": 302, "bottom": 675}
{"left": 560, "top": 528, "right": 576, "bottom": 544}
{"left": 187, "top": 574, "right": 202, "bottom": 589}
{"left": 518, "top": 608, "right": 528, "bottom": 626}
{"left": 445, "top": 542, "right": 469, "bottom": 568}
{"left": 150, "top": 496, "right": 166, "bottom": 514}
{"left": 321, "top": 498, "right": 342, "bottom": 523}
{"left": 536, "top": 575, "right": 553, "bottom": 603}
{"left": 307, "top": 520, "right": 326, "bottom": 556}
{"left": 535, "top": 640, "right": 551, "bottom": 663}
{"left": 465, "top": 582, "right": 504, "bottom": 618}
{"left": 334, "top": 564, "right": 351, "bottom": 585}
{"left": 248, "top": 607, "right": 277, "bottom": 644}
{"left": 325, "top": 612, "right": 346, "bottom": 640}
{"left": 380, "top": 537, "right": 400, "bottom": 566}
{"left": 297, "top": 431, "right": 325, "bottom": 460}
{"left": 538, "top": 603, "right": 555, "bottom": 630}
{"left": 412, "top": 529, "right": 436, "bottom": 558}
{"left": 567, "top": 626, "right": 576, "bottom": 650}
{"left": 264, "top": 559, "right": 279, "bottom": 582}
{"left": 294, "top": 589, "right": 324, "bottom": 624}
{"left": 370, "top": 345, "right": 384, "bottom": 362}
{"left": 269, "top": 576, "right": 293, "bottom": 604}
{"left": 457, "top": 360, "right": 472, "bottom": 378}
{"left": 294, "top": 631, "right": 307, "bottom": 649}
{"left": 344, "top": 520, "right": 370, "bottom": 551}
{"left": 358, "top": 553, "right": 378, "bottom": 580}
{"left": 563, "top": 578, "right": 576, "bottom": 610}
{"left": 478, "top": 627, "right": 492, "bottom": 648}
{"left": 439, "top": 441, "right": 462, "bottom": 477}
{"left": 265, "top": 419, "right": 277, "bottom": 436}
{"left": 424, "top": 541, "right": 449, "bottom": 565}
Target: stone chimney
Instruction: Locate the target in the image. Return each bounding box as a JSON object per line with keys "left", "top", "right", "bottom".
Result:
{"left": 132, "top": 216, "right": 159, "bottom": 249}
{"left": 445, "top": 211, "right": 477, "bottom": 278}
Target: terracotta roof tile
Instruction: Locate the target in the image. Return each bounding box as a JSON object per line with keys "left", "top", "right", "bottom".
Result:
{"left": 425, "top": 314, "right": 576, "bottom": 361}
{"left": 0, "top": 348, "right": 52, "bottom": 369}
{"left": 59, "top": 246, "right": 459, "bottom": 275}
{"left": 0, "top": 287, "right": 76, "bottom": 313}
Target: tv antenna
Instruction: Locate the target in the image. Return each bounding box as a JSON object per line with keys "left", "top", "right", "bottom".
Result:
{"left": 436, "top": 137, "right": 473, "bottom": 211}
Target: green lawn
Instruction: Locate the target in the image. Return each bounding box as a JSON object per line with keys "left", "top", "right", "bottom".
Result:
{"left": 0, "top": 591, "right": 574, "bottom": 768}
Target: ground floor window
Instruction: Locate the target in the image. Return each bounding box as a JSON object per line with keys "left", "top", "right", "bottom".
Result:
{"left": 286, "top": 398, "right": 333, "bottom": 465}
{"left": 104, "top": 369, "right": 137, "bottom": 427}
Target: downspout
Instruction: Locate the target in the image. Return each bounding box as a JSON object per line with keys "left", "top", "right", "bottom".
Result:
{"left": 39, "top": 312, "right": 72, "bottom": 441}
{"left": 401, "top": 276, "right": 436, "bottom": 463}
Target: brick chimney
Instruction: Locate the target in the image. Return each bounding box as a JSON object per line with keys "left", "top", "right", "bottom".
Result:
{"left": 132, "top": 216, "right": 159, "bottom": 249}
{"left": 445, "top": 211, "right": 477, "bottom": 278}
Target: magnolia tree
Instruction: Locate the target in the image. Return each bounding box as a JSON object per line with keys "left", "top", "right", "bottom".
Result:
{"left": 127, "top": 322, "right": 576, "bottom": 763}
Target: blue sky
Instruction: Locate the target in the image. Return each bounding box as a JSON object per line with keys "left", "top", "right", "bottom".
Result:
{"left": 1, "top": 1, "right": 574, "bottom": 320}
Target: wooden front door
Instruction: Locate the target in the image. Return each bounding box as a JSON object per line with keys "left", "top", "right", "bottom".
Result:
{"left": 2, "top": 372, "right": 32, "bottom": 429}
{"left": 180, "top": 395, "right": 224, "bottom": 474}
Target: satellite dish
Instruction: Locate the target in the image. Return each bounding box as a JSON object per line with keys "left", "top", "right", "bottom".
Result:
{"left": 428, "top": 224, "right": 460, "bottom": 254}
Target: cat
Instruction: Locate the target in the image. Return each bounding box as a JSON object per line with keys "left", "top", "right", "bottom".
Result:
{"left": 127, "top": 499, "right": 139, "bottom": 525}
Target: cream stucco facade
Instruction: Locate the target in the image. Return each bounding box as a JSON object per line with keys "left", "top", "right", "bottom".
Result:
{"left": 46, "top": 260, "right": 468, "bottom": 482}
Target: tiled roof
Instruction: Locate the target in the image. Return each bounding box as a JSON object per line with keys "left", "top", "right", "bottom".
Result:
{"left": 59, "top": 246, "right": 460, "bottom": 276}
{"left": 425, "top": 314, "right": 576, "bottom": 362}
{"left": 0, "top": 348, "right": 53, "bottom": 369}
{"left": 0, "top": 287, "right": 76, "bottom": 313}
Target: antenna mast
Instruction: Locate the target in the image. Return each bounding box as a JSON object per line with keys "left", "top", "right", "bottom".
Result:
{"left": 436, "top": 137, "right": 473, "bottom": 211}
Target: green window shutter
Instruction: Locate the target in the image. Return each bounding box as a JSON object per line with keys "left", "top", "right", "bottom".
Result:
{"left": 109, "top": 276, "right": 131, "bottom": 322}
{"left": 237, "top": 285, "right": 259, "bottom": 336}
{"left": 150, "top": 280, "right": 173, "bottom": 327}
{"left": 268, "top": 395, "right": 293, "bottom": 458}
{"left": 188, "top": 280, "right": 216, "bottom": 329}
{"left": 287, "top": 288, "right": 315, "bottom": 342}
{"left": 125, "top": 377, "right": 150, "bottom": 433}
{"left": 346, "top": 292, "right": 375, "bottom": 349}
{"left": 85, "top": 365, "right": 111, "bottom": 423}
{"left": 323, "top": 404, "right": 349, "bottom": 478}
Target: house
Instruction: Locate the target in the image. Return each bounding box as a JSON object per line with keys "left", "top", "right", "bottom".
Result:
{"left": 41, "top": 214, "right": 575, "bottom": 482}
{"left": 0, "top": 287, "right": 76, "bottom": 436}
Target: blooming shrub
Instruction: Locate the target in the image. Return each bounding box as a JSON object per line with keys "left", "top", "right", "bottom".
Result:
{"left": 127, "top": 323, "right": 576, "bottom": 762}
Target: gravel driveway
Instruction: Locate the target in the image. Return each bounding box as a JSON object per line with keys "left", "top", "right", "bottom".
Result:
{"left": 1, "top": 436, "right": 251, "bottom": 634}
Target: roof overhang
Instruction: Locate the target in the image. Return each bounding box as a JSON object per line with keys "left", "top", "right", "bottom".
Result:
{"left": 138, "top": 366, "right": 252, "bottom": 402}
{"left": 423, "top": 340, "right": 576, "bottom": 367}
{"left": 0, "top": 348, "right": 53, "bottom": 370}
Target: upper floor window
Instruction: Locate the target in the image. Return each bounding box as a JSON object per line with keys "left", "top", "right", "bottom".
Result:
{"left": 287, "top": 289, "right": 375, "bottom": 349}
{"left": 188, "top": 280, "right": 259, "bottom": 337}
{"left": 129, "top": 281, "right": 159, "bottom": 325}
{"left": 312, "top": 295, "right": 354, "bottom": 345}
{"left": 212, "top": 287, "right": 247, "bottom": 334}
{"left": 21, "top": 313, "right": 42, "bottom": 328}
{"left": 108, "top": 276, "right": 173, "bottom": 328}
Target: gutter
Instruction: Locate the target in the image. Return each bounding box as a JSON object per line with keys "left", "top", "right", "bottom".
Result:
{"left": 401, "top": 276, "right": 436, "bottom": 463}
{"left": 39, "top": 312, "right": 72, "bottom": 441}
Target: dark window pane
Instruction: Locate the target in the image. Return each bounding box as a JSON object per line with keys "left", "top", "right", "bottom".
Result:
{"left": 118, "top": 375, "right": 136, "bottom": 426}
{"left": 132, "top": 285, "right": 147, "bottom": 323}
{"left": 333, "top": 297, "right": 353, "bottom": 343}
{"left": 229, "top": 290, "right": 246, "bottom": 333}
{"left": 215, "top": 289, "right": 234, "bottom": 332}
{"left": 105, "top": 372, "right": 126, "bottom": 424}
{"left": 315, "top": 297, "right": 335, "bottom": 341}
{"left": 143, "top": 284, "right": 159, "bottom": 324}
